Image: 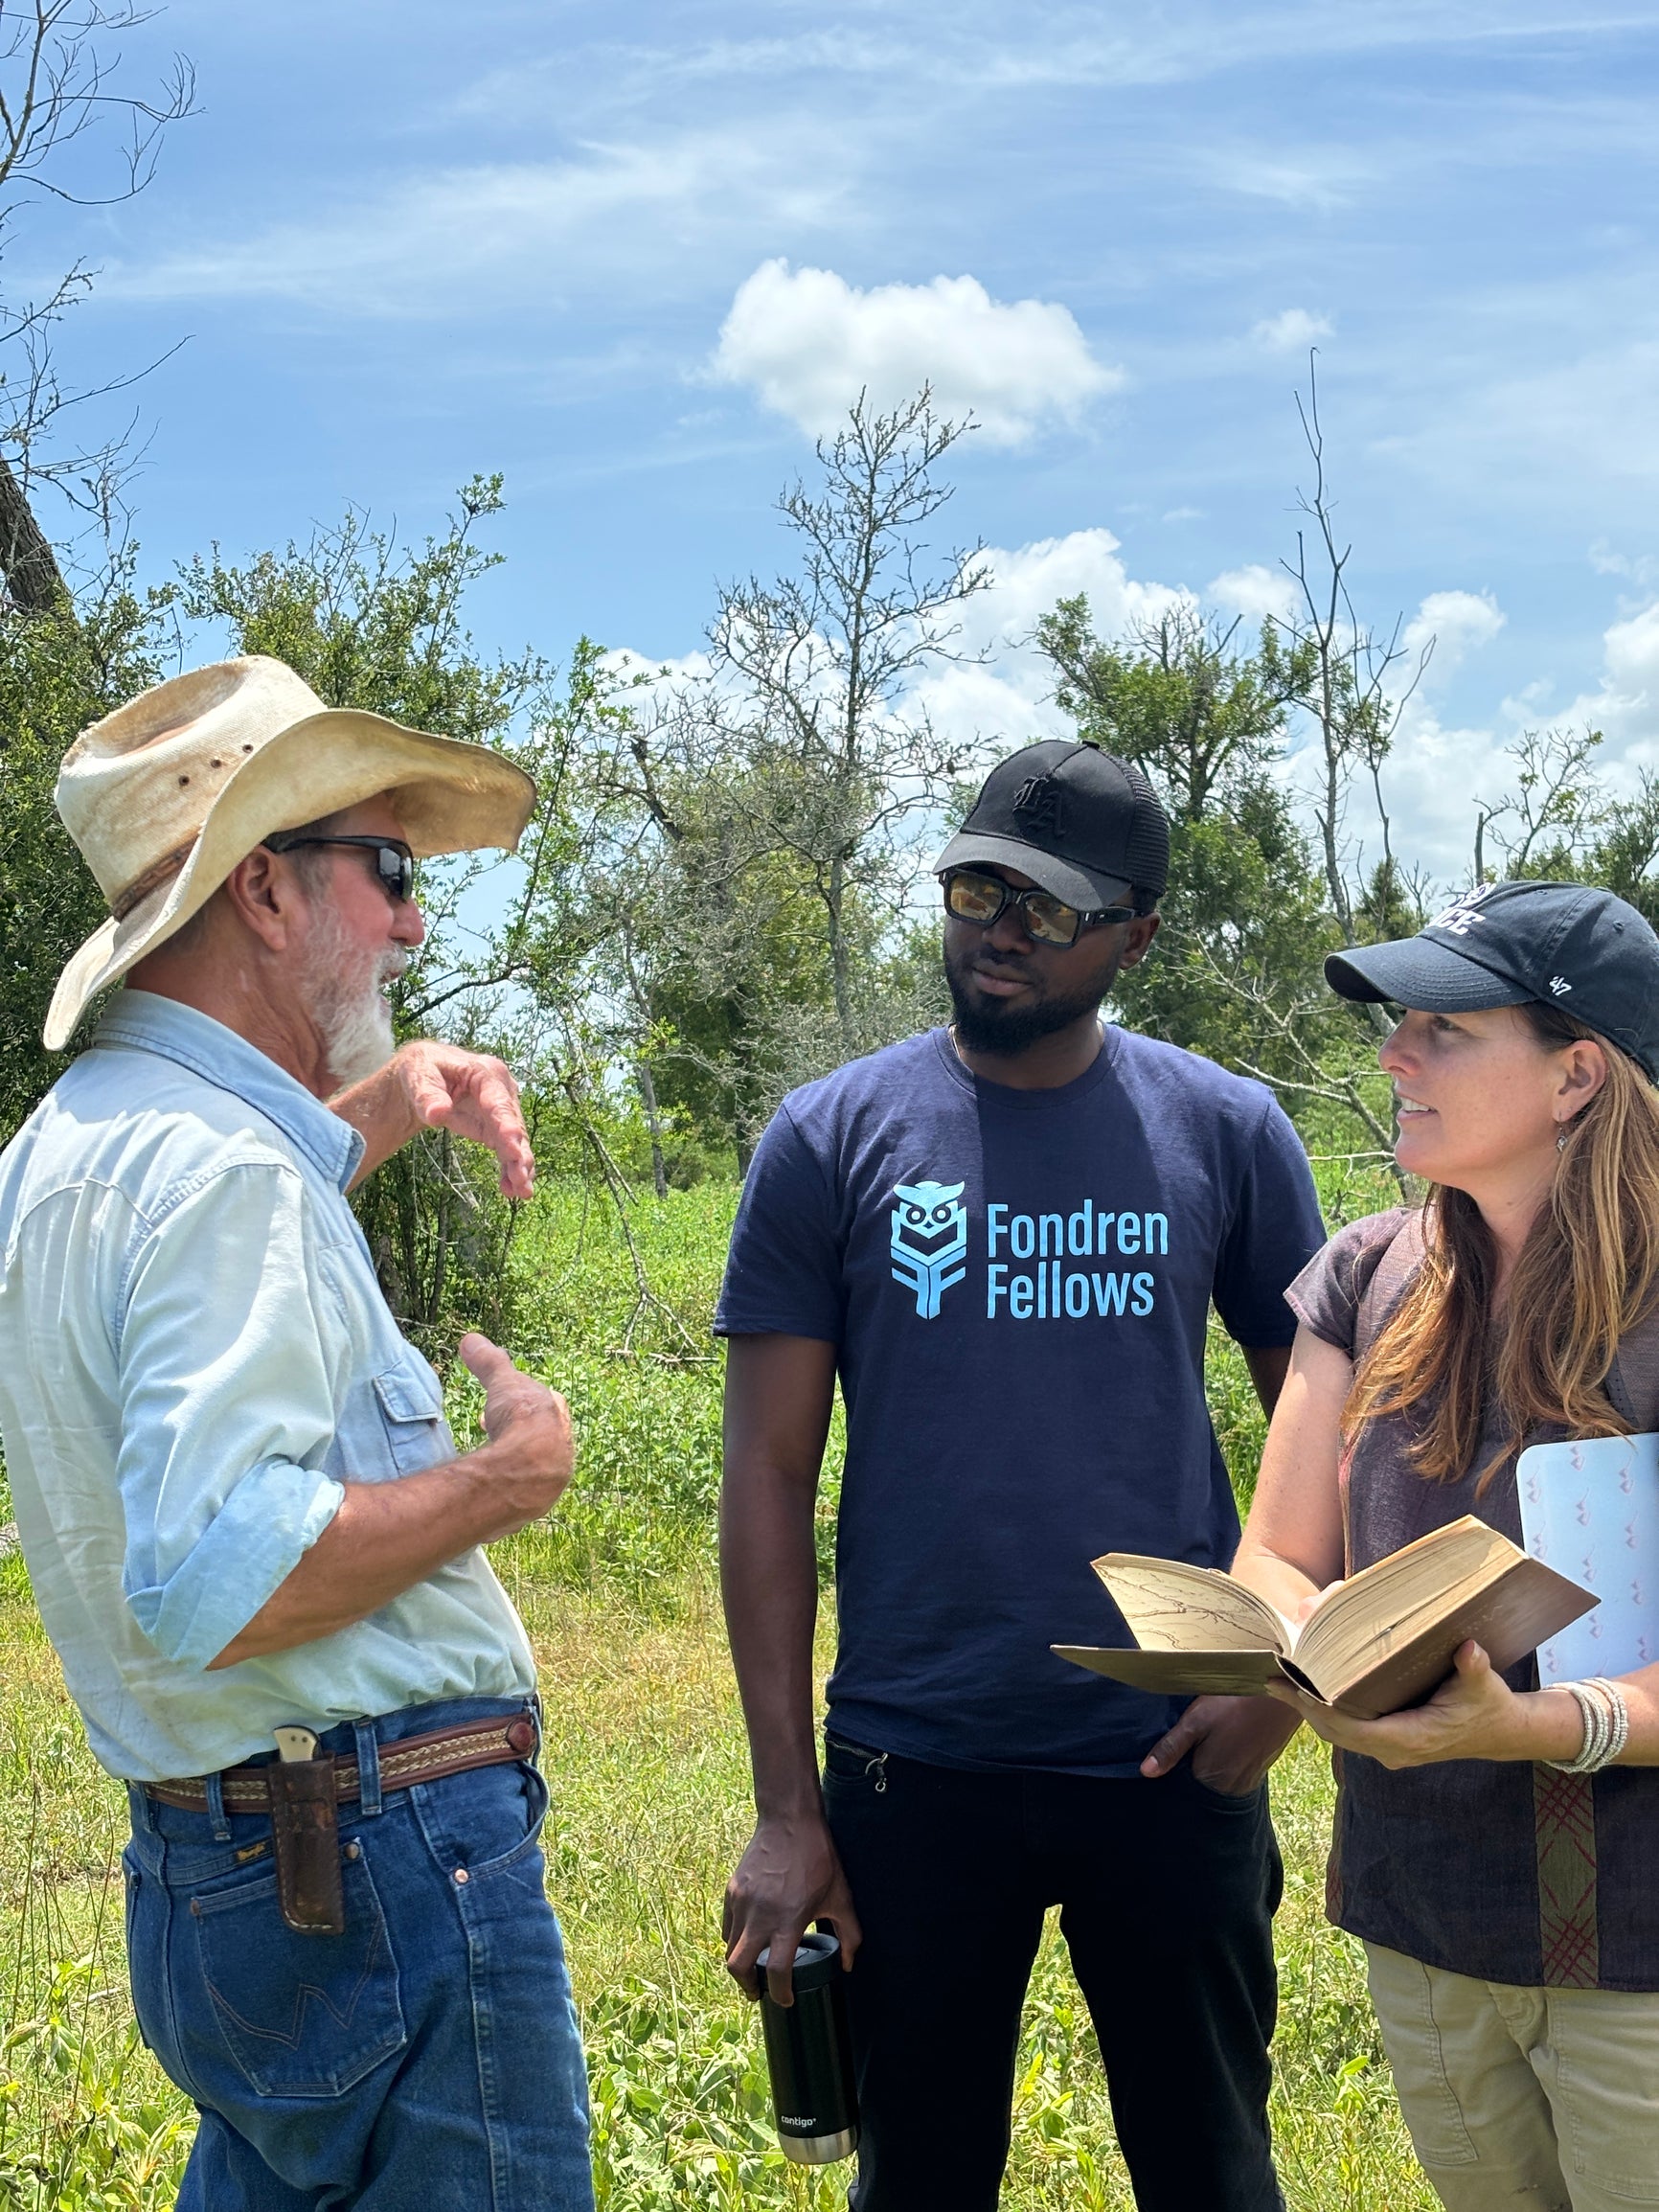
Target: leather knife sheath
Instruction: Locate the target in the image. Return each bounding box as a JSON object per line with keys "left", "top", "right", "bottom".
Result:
{"left": 267, "top": 1747, "right": 346, "bottom": 1936}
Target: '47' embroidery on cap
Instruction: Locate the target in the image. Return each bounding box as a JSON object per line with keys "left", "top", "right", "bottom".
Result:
{"left": 1549, "top": 975, "right": 1572, "bottom": 995}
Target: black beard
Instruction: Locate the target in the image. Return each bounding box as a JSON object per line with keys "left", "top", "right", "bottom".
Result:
{"left": 943, "top": 936, "right": 1124, "bottom": 1057}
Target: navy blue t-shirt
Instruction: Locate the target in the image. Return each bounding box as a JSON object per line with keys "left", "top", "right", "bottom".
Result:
{"left": 716, "top": 1025, "right": 1326, "bottom": 1775}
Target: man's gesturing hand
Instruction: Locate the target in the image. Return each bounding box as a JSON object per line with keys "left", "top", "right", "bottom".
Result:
{"left": 459, "top": 1333, "right": 575, "bottom": 1534}
{"left": 723, "top": 1813, "right": 861, "bottom": 2008}
{"left": 398, "top": 1042, "right": 534, "bottom": 1198}
{"left": 336, "top": 1041, "right": 535, "bottom": 1197}
{"left": 211, "top": 1334, "right": 574, "bottom": 1668}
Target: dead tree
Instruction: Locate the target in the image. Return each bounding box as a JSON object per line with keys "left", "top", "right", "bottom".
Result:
{"left": 1278, "top": 357, "right": 1430, "bottom": 1023}
{"left": 0, "top": 5, "right": 194, "bottom": 605}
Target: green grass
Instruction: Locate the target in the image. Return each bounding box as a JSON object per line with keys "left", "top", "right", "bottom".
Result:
{"left": 0, "top": 1164, "right": 1425, "bottom": 2208}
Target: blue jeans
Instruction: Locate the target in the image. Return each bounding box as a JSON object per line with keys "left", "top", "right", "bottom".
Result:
{"left": 123, "top": 1696, "right": 595, "bottom": 2211}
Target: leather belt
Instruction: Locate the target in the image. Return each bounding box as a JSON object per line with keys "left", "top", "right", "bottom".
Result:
{"left": 145, "top": 1709, "right": 539, "bottom": 1813}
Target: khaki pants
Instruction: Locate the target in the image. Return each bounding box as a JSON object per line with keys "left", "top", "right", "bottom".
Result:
{"left": 1367, "top": 1941, "right": 1659, "bottom": 2211}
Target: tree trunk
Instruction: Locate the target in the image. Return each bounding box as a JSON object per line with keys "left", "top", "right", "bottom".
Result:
{"left": 0, "top": 453, "right": 66, "bottom": 615}
{"left": 828, "top": 853, "right": 852, "bottom": 1045}
{"left": 428, "top": 1131, "right": 452, "bottom": 1326}
{"left": 636, "top": 1060, "right": 669, "bottom": 1199}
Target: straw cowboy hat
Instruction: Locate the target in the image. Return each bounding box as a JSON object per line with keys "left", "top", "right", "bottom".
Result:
{"left": 45, "top": 654, "right": 536, "bottom": 1051}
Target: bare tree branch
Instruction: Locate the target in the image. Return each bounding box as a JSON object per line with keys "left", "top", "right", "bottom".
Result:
{"left": 0, "top": 3, "right": 195, "bottom": 604}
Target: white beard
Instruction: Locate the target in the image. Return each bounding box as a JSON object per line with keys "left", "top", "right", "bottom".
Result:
{"left": 303, "top": 906, "right": 405, "bottom": 1088}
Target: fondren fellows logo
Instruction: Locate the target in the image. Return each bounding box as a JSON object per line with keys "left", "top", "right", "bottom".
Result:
{"left": 891, "top": 1179, "right": 1167, "bottom": 1322}
{"left": 988, "top": 1202, "right": 1162, "bottom": 1321}
{"left": 890, "top": 1179, "right": 968, "bottom": 1318}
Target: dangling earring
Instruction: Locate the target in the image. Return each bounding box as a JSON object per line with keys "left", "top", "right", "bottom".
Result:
{"left": 1557, "top": 1123, "right": 1571, "bottom": 1152}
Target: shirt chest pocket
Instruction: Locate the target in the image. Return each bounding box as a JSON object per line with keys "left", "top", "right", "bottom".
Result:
{"left": 370, "top": 1354, "right": 452, "bottom": 1476}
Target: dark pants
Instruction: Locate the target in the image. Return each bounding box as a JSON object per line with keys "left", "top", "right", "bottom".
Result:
{"left": 822, "top": 1737, "right": 1284, "bottom": 2212}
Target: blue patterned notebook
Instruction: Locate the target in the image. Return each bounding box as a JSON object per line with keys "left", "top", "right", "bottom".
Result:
{"left": 1516, "top": 1433, "right": 1659, "bottom": 1680}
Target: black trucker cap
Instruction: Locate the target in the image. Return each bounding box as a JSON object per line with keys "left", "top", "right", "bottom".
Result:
{"left": 1326, "top": 879, "right": 1659, "bottom": 1080}
{"left": 933, "top": 739, "right": 1170, "bottom": 908}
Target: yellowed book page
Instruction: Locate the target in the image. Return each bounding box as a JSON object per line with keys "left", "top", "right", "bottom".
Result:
{"left": 1304, "top": 1559, "right": 1595, "bottom": 1716}
{"left": 1294, "top": 1516, "right": 1517, "bottom": 1687}
{"left": 1088, "top": 1553, "right": 1291, "bottom": 1654}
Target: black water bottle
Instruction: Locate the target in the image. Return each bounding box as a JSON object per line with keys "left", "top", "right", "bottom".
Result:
{"left": 754, "top": 1932, "right": 859, "bottom": 2164}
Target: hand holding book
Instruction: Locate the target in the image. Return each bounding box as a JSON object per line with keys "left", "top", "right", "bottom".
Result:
{"left": 1261, "top": 1632, "right": 1595, "bottom": 1770}
{"left": 1055, "top": 1516, "right": 1594, "bottom": 1721}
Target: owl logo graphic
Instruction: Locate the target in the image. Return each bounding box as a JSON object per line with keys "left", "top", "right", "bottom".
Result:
{"left": 890, "top": 1177, "right": 968, "bottom": 1319}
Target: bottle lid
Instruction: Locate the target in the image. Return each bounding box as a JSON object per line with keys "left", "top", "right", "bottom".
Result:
{"left": 755, "top": 1930, "right": 841, "bottom": 1995}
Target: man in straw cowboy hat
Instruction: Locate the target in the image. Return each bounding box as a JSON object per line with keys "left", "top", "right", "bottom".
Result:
{"left": 0, "top": 657, "right": 594, "bottom": 2208}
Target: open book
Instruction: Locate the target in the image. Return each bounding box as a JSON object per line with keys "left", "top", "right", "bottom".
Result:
{"left": 1054, "top": 1515, "right": 1595, "bottom": 1720}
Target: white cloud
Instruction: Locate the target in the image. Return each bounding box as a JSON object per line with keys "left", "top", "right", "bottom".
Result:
{"left": 905, "top": 529, "right": 1188, "bottom": 754}
{"left": 1381, "top": 590, "right": 1659, "bottom": 880}
{"left": 448, "top": 2, "right": 1643, "bottom": 124}
{"left": 1402, "top": 589, "right": 1505, "bottom": 680}
{"left": 602, "top": 645, "right": 714, "bottom": 690}
{"left": 963, "top": 530, "right": 1187, "bottom": 652}
{"left": 1300, "top": 590, "right": 1500, "bottom": 879}
{"left": 1208, "top": 562, "right": 1296, "bottom": 622}
{"left": 611, "top": 532, "right": 1186, "bottom": 787}
{"left": 1323, "top": 603, "right": 1505, "bottom": 882}
{"left": 106, "top": 135, "right": 850, "bottom": 313}
{"left": 1214, "top": 153, "right": 1367, "bottom": 211}
{"left": 610, "top": 535, "right": 1650, "bottom": 898}
{"left": 1375, "top": 711, "right": 1511, "bottom": 880}
{"left": 1251, "top": 307, "right": 1333, "bottom": 352}
{"left": 1588, "top": 540, "right": 1659, "bottom": 591}
{"left": 506, "top": 3, "right": 1596, "bottom": 116}
{"left": 1549, "top": 599, "right": 1659, "bottom": 755}
{"left": 709, "top": 260, "right": 1121, "bottom": 444}
{"left": 1602, "top": 603, "right": 1659, "bottom": 700}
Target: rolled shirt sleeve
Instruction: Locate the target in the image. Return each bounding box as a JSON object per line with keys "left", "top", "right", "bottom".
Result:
{"left": 117, "top": 1160, "right": 346, "bottom": 1671}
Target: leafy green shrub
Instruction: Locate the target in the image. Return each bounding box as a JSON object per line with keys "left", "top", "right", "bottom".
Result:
{"left": 0, "top": 1959, "right": 193, "bottom": 2210}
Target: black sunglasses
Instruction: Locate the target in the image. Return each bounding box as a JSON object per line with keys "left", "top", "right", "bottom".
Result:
{"left": 941, "top": 866, "right": 1136, "bottom": 947}
{"left": 266, "top": 834, "right": 416, "bottom": 905}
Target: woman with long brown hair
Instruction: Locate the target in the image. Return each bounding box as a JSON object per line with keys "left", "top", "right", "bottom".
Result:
{"left": 1200, "top": 881, "right": 1659, "bottom": 2211}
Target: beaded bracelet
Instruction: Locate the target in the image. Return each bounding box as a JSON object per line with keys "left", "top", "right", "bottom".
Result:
{"left": 1546, "top": 1676, "right": 1630, "bottom": 1774}
{"left": 1589, "top": 1676, "right": 1633, "bottom": 1767}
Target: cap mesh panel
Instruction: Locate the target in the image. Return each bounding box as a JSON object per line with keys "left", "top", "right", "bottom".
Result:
{"left": 1120, "top": 761, "right": 1170, "bottom": 894}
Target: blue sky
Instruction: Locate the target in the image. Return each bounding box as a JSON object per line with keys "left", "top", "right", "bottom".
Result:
{"left": 23, "top": 0, "right": 1659, "bottom": 878}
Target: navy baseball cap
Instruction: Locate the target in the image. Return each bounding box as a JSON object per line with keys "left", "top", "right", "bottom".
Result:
{"left": 1325, "top": 880, "right": 1659, "bottom": 1080}
{"left": 933, "top": 739, "right": 1170, "bottom": 908}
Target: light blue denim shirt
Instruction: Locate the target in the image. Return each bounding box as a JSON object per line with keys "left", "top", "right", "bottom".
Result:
{"left": 0, "top": 991, "right": 535, "bottom": 1781}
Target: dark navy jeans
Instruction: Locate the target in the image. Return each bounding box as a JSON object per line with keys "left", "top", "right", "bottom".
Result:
{"left": 123, "top": 1696, "right": 594, "bottom": 2210}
